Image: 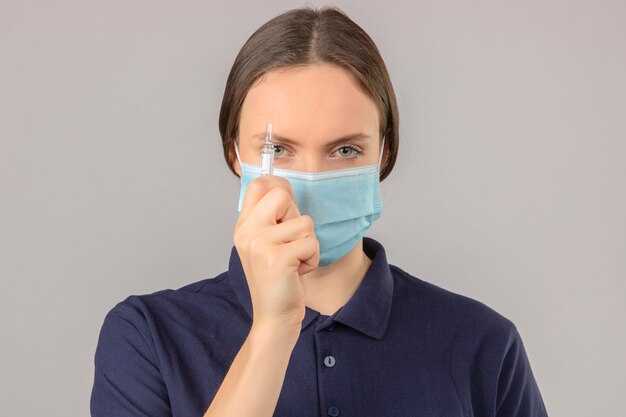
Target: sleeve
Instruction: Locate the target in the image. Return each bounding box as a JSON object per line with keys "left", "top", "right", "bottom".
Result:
{"left": 90, "top": 304, "right": 172, "bottom": 417}
{"left": 495, "top": 324, "right": 549, "bottom": 417}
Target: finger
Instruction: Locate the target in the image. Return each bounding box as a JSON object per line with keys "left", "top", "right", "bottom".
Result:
{"left": 261, "top": 214, "right": 316, "bottom": 244}
{"left": 239, "top": 175, "right": 297, "bottom": 220}
{"left": 278, "top": 235, "right": 320, "bottom": 272}
{"left": 246, "top": 186, "right": 301, "bottom": 231}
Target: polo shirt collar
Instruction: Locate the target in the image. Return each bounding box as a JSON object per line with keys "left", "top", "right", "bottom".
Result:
{"left": 227, "top": 236, "right": 394, "bottom": 340}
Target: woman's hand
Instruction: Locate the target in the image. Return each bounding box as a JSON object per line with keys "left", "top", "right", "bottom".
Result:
{"left": 233, "top": 175, "right": 320, "bottom": 335}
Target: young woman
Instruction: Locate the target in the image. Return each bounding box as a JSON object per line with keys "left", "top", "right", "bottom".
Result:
{"left": 91, "top": 6, "right": 548, "bottom": 417}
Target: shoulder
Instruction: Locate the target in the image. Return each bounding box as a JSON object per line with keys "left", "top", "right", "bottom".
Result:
{"left": 102, "top": 271, "right": 232, "bottom": 329}
{"left": 388, "top": 263, "right": 518, "bottom": 343}
{"left": 385, "top": 267, "right": 547, "bottom": 415}
{"left": 91, "top": 276, "right": 232, "bottom": 416}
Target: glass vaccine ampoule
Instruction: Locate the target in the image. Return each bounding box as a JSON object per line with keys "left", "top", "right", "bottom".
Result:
{"left": 260, "top": 122, "right": 274, "bottom": 176}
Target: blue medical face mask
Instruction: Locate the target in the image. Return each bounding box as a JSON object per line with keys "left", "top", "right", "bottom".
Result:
{"left": 234, "top": 137, "right": 385, "bottom": 267}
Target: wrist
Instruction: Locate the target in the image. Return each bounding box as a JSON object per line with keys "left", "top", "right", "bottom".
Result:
{"left": 249, "top": 320, "right": 301, "bottom": 348}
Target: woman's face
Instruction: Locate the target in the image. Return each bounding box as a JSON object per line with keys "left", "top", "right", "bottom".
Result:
{"left": 233, "top": 63, "right": 383, "bottom": 174}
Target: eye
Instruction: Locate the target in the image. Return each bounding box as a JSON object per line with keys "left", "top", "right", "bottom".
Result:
{"left": 334, "top": 145, "right": 363, "bottom": 159}
{"left": 273, "top": 144, "right": 286, "bottom": 157}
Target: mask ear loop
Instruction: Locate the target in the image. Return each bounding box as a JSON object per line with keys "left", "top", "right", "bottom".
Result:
{"left": 233, "top": 139, "right": 242, "bottom": 166}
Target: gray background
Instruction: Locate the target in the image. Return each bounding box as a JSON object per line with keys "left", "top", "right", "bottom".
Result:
{"left": 1, "top": 0, "right": 624, "bottom": 416}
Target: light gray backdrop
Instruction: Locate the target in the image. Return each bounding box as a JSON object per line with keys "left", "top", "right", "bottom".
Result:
{"left": 1, "top": 1, "right": 624, "bottom": 416}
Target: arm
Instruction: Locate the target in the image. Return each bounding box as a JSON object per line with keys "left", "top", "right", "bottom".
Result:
{"left": 495, "top": 325, "right": 549, "bottom": 417}
{"left": 90, "top": 309, "right": 171, "bottom": 417}
{"left": 203, "top": 322, "right": 300, "bottom": 417}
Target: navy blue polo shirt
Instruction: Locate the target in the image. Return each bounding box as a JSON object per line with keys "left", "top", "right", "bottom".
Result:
{"left": 90, "top": 236, "right": 548, "bottom": 416}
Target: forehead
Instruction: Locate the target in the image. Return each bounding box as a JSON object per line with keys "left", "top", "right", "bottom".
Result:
{"left": 239, "top": 64, "right": 379, "bottom": 137}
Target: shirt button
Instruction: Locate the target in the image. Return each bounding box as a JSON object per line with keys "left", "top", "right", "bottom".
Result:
{"left": 324, "top": 355, "right": 336, "bottom": 367}
{"left": 327, "top": 405, "right": 340, "bottom": 416}
{"left": 327, "top": 325, "right": 335, "bottom": 331}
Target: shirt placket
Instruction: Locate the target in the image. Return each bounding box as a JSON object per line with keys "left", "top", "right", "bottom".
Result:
{"left": 314, "top": 318, "right": 344, "bottom": 417}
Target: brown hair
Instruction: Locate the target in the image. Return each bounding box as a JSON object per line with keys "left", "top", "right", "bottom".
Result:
{"left": 219, "top": 6, "right": 399, "bottom": 181}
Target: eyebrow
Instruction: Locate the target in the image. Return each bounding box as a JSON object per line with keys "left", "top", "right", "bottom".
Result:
{"left": 252, "top": 132, "right": 371, "bottom": 147}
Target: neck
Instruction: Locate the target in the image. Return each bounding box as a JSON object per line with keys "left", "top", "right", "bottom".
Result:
{"left": 302, "top": 239, "right": 373, "bottom": 316}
